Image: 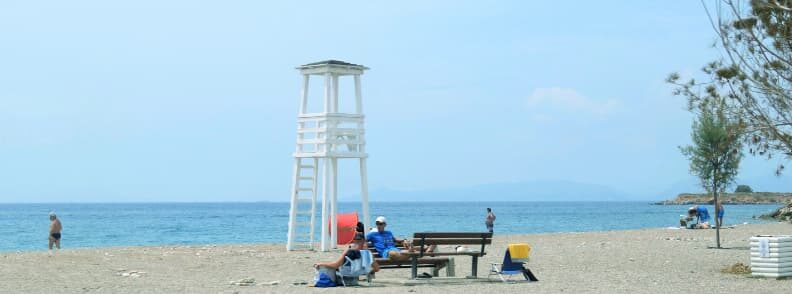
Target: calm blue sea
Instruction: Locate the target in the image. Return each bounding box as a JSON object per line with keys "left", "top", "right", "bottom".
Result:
{"left": 0, "top": 202, "right": 782, "bottom": 252}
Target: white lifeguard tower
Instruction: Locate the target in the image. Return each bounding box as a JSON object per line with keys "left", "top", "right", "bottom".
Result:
{"left": 286, "top": 60, "right": 371, "bottom": 252}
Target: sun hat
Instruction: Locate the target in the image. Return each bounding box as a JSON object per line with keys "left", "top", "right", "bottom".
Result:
{"left": 375, "top": 216, "right": 387, "bottom": 224}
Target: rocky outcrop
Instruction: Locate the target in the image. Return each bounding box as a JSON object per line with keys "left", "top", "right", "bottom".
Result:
{"left": 763, "top": 201, "right": 792, "bottom": 222}
{"left": 654, "top": 192, "right": 792, "bottom": 205}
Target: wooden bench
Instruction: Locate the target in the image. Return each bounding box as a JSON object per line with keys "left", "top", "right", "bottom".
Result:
{"left": 367, "top": 241, "right": 452, "bottom": 277}
{"left": 409, "top": 232, "right": 492, "bottom": 279}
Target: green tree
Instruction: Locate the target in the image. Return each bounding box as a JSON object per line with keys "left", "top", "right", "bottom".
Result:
{"left": 680, "top": 98, "right": 743, "bottom": 248}
{"left": 668, "top": 0, "right": 790, "bottom": 175}
{"left": 735, "top": 184, "right": 753, "bottom": 192}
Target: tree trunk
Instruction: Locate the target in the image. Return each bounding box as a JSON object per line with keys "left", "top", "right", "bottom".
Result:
{"left": 713, "top": 176, "right": 721, "bottom": 249}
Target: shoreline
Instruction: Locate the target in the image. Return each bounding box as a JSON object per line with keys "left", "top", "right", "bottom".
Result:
{"left": 652, "top": 202, "right": 788, "bottom": 205}
{"left": 3, "top": 221, "right": 786, "bottom": 254}
{"left": 3, "top": 223, "right": 791, "bottom": 293}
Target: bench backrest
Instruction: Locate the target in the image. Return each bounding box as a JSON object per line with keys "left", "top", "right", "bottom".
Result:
{"left": 412, "top": 232, "right": 492, "bottom": 257}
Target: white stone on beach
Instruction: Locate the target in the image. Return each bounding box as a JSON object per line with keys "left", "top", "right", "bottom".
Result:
{"left": 116, "top": 269, "right": 146, "bottom": 278}
{"left": 230, "top": 278, "right": 256, "bottom": 286}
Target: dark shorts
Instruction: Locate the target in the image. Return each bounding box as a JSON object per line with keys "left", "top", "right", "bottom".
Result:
{"left": 51, "top": 233, "right": 61, "bottom": 240}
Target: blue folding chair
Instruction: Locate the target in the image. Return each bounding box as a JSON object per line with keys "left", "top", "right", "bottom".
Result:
{"left": 488, "top": 244, "right": 538, "bottom": 283}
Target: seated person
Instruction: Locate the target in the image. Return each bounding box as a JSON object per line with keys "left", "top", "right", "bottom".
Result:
{"left": 366, "top": 216, "right": 434, "bottom": 261}
{"left": 314, "top": 233, "right": 379, "bottom": 273}
{"left": 366, "top": 216, "right": 409, "bottom": 260}
{"left": 679, "top": 215, "right": 693, "bottom": 228}
{"left": 686, "top": 205, "right": 711, "bottom": 229}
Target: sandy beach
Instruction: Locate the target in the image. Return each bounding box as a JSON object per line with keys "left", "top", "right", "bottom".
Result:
{"left": 2, "top": 223, "right": 791, "bottom": 293}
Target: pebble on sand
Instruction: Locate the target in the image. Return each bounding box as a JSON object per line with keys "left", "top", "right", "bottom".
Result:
{"left": 230, "top": 278, "right": 256, "bottom": 286}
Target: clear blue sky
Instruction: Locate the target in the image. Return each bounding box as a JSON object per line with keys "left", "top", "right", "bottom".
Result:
{"left": 1, "top": 1, "right": 788, "bottom": 202}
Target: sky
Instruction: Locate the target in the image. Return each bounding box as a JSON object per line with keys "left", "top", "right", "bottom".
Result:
{"left": 0, "top": 1, "right": 789, "bottom": 202}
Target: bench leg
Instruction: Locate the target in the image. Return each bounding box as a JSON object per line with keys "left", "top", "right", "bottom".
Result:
{"left": 432, "top": 266, "right": 440, "bottom": 277}
{"left": 471, "top": 256, "right": 478, "bottom": 278}
{"left": 447, "top": 257, "right": 455, "bottom": 277}
{"left": 411, "top": 256, "right": 418, "bottom": 279}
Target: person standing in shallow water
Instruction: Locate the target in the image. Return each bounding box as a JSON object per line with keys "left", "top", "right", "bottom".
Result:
{"left": 49, "top": 212, "right": 62, "bottom": 253}
{"left": 485, "top": 208, "right": 496, "bottom": 233}
{"left": 716, "top": 202, "right": 725, "bottom": 227}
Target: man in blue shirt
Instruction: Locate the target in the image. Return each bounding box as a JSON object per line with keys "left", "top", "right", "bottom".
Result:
{"left": 686, "top": 205, "right": 711, "bottom": 229}
{"left": 366, "top": 216, "right": 409, "bottom": 260}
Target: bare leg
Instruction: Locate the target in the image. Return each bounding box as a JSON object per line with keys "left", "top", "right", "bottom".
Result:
{"left": 55, "top": 239, "right": 60, "bottom": 249}
{"left": 388, "top": 251, "right": 410, "bottom": 261}
{"left": 48, "top": 236, "right": 54, "bottom": 250}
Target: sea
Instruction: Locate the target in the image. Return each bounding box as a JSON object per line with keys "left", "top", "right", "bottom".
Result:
{"left": 0, "top": 202, "right": 783, "bottom": 252}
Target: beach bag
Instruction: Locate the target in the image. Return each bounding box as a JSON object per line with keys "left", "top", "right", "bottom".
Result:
{"left": 314, "top": 268, "right": 337, "bottom": 287}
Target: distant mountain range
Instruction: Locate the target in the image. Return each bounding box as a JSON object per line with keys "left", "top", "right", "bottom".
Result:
{"left": 355, "top": 180, "right": 636, "bottom": 202}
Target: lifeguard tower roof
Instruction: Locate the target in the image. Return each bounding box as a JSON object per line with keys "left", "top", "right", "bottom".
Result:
{"left": 296, "top": 60, "right": 369, "bottom": 74}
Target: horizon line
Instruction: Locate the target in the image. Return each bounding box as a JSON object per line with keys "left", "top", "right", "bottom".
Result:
{"left": 0, "top": 200, "right": 668, "bottom": 205}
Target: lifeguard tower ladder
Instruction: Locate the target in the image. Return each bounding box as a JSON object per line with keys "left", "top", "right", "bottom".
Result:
{"left": 286, "top": 60, "right": 371, "bottom": 252}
